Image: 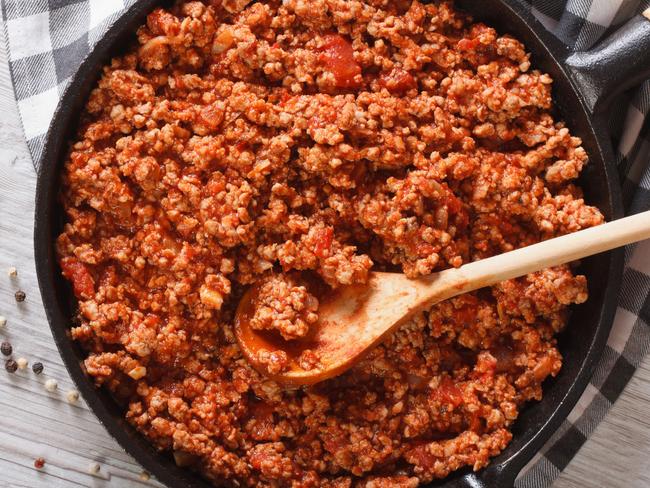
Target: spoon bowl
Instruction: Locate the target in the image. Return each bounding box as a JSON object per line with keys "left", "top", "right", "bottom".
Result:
{"left": 236, "top": 272, "right": 447, "bottom": 385}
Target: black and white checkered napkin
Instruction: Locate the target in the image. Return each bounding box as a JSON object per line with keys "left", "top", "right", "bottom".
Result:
{"left": 2, "top": 1, "right": 649, "bottom": 486}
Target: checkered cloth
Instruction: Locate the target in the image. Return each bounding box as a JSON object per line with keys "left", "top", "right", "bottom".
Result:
{"left": 1, "top": 1, "right": 649, "bottom": 487}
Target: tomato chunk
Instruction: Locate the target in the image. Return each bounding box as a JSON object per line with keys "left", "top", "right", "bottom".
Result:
{"left": 457, "top": 38, "right": 480, "bottom": 51}
{"left": 312, "top": 226, "right": 334, "bottom": 259}
{"left": 60, "top": 257, "right": 95, "bottom": 299}
{"left": 379, "top": 68, "right": 417, "bottom": 93}
{"left": 319, "top": 35, "right": 362, "bottom": 88}
{"left": 445, "top": 192, "right": 469, "bottom": 229}
{"left": 247, "top": 402, "right": 276, "bottom": 441}
{"left": 430, "top": 376, "right": 463, "bottom": 408}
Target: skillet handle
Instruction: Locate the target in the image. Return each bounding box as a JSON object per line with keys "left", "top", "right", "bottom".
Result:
{"left": 565, "top": 10, "right": 650, "bottom": 115}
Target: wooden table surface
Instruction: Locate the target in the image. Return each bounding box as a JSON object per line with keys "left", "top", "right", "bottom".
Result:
{"left": 0, "top": 26, "right": 649, "bottom": 488}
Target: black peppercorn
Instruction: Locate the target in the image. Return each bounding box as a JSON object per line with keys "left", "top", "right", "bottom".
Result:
{"left": 0, "top": 341, "right": 11, "bottom": 356}
{"left": 32, "top": 362, "right": 44, "bottom": 375}
{"left": 15, "top": 290, "right": 26, "bottom": 302}
{"left": 5, "top": 359, "right": 18, "bottom": 373}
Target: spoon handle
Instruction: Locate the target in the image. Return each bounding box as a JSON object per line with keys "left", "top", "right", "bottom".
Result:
{"left": 445, "top": 210, "right": 650, "bottom": 297}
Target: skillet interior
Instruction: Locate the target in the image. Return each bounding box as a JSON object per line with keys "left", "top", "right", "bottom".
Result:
{"left": 34, "top": 1, "right": 624, "bottom": 486}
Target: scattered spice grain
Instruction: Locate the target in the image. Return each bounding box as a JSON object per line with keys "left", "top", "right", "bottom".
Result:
{"left": 34, "top": 458, "right": 45, "bottom": 469}
{"left": 32, "top": 362, "right": 44, "bottom": 375}
{"left": 14, "top": 290, "right": 26, "bottom": 303}
{"left": 5, "top": 359, "right": 17, "bottom": 373}
{"left": 16, "top": 357, "right": 28, "bottom": 370}
{"left": 139, "top": 471, "right": 151, "bottom": 481}
{"left": 88, "top": 462, "right": 101, "bottom": 475}
{"left": 1, "top": 341, "right": 12, "bottom": 356}
{"left": 7, "top": 267, "right": 17, "bottom": 278}
{"left": 67, "top": 390, "right": 80, "bottom": 403}
{"left": 44, "top": 379, "right": 58, "bottom": 392}
{"left": 0, "top": 316, "right": 6, "bottom": 328}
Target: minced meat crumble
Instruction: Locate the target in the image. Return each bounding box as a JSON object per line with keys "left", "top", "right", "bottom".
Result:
{"left": 57, "top": 0, "right": 603, "bottom": 486}
{"left": 249, "top": 274, "right": 319, "bottom": 340}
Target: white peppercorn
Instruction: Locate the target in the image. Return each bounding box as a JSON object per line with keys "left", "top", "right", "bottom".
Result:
{"left": 44, "top": 379, "right": 58, "bottom": 392}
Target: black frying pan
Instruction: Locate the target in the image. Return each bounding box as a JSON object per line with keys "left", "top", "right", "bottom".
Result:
{"left": 33, "top": 1, "right": 650, "bottom": 487}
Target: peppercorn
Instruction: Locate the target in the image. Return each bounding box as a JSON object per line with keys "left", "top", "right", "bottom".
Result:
{"left": 1, "top": 341, "right": 12, "bottom": 356}
{"left": 32, "top": 362, "right": 44, "bottom": 375}
{"left": 0, "top": 316, "right": 6, "bottom": 328}
{"left": 16, "top": 357, "right": 28, "bottom": 370}
{"left": 5, "top": 359, "right": 18, "bottom": 373}
{"left": 15, "top": 290, "right": 26, "bottom": 302}
{"left": 67, "top": 390, "right": 80, "bottom": 403}
{"left": 140, "top": 471, "right": 151, "bottom": 481}
{"left": 44, "top": 379, "right": 58, "bottom": 392}
{"left": 34, "top": 458, "right": 45, "bottom": 469}
{"left": 8, "top": 267, "right": 17, "bottom": 277}
{"left": 88, "top": 462, "right": 101, "bottom": 475}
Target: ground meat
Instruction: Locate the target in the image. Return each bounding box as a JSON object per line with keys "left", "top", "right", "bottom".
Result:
{"left": 250, "top": 274, "right": 319, "bottom": 340}
{"left": 256, "top": 349, "right": 290, "bottom": 375}
{"left": 58, "top": 1, "right": 604, "bottom": 486}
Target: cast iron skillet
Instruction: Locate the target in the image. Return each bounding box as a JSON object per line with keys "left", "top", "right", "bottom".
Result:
{"left": 33, "top": 1, "right": 650, "bottom": 487}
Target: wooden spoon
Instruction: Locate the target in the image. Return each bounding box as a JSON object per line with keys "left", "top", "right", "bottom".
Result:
{"left": 236, "top": 210, "right": 650, "bottom": 386}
